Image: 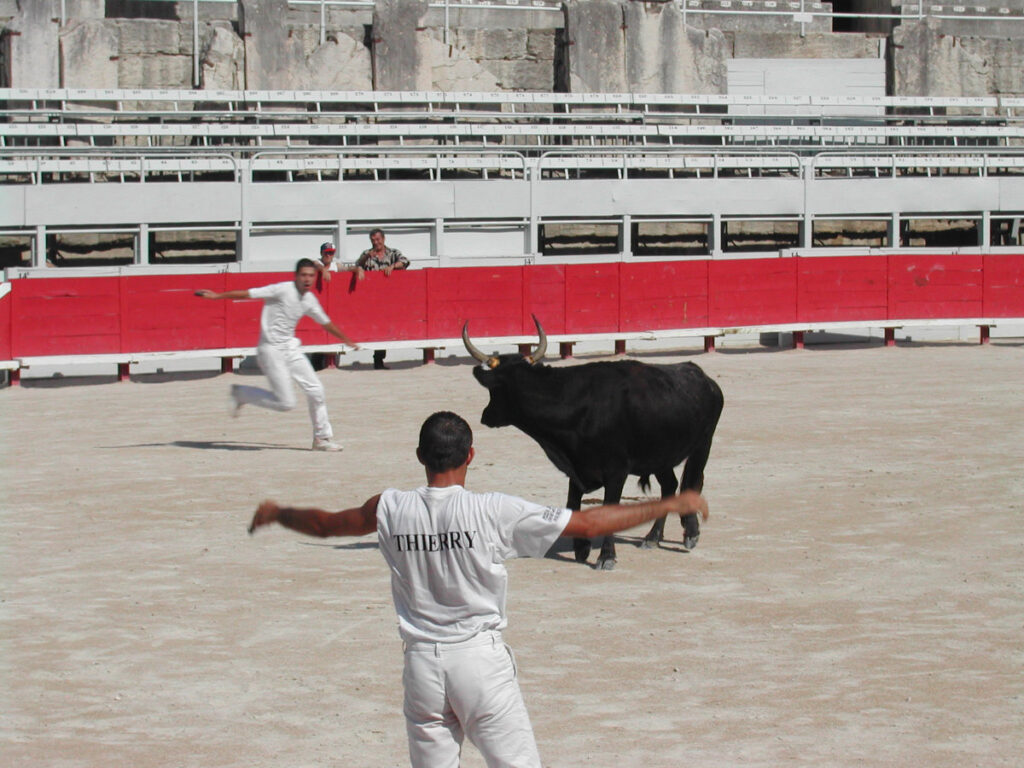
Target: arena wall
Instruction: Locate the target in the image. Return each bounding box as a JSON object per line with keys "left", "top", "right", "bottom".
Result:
{"left": 5, "top": 253, "right": 1022, "bottom": 362}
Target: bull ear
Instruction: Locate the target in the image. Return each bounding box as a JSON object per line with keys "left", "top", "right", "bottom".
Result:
{"left": 525, "top": 314, "right": 547, "bottom": 364}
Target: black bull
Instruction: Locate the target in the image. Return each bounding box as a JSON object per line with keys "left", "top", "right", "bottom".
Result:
{"left": 463, "top": 319, "right": 724, "bottom": 570}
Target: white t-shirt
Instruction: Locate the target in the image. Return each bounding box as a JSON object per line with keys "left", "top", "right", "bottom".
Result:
{"left": 376, "top": 485, "right": 572, "bottom": 643}
{"left": 248, "top": 281, "right": 330, "bottom": 347}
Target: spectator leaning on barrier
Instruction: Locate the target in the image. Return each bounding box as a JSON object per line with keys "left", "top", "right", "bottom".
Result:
{"left": 355, "top": 228, "right": 410, "bottom": 370}
{"left": 314, "top": 241, "right": 339, "bottom": 293}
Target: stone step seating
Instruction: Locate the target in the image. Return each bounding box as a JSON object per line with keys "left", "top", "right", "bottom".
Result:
{"left": 4, "top": 119, "right": 1024, "bottom": 152}
{"left": 3, "top": 89, "right": 1024, "bottom": 181}
{"left": 4, "top": 147, "right": 1023, "bottom": 185}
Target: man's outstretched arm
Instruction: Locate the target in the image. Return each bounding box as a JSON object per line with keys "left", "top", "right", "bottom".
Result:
{"left": 561, "top": 491, "right": 708, "bottom": 540}
{"left": 195, "top": 289, "right": 251, "bottom": 300}
{"left": 249, "top": 494, "right": 381, "bottom": 538}
{"left": 321, "top": 320, "right": 360, "bottom": 350}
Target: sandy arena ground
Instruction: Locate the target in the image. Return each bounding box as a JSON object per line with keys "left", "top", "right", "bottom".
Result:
{"left": 2, "top": 339, "right": 1023, "bottom": 768}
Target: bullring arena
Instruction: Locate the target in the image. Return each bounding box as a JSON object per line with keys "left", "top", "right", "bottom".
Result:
{"left": 4, "top": 0, "right": 1024, "bottom": 765}
{"left": 3, "top": 338, "right": 1022, "bottom": 767}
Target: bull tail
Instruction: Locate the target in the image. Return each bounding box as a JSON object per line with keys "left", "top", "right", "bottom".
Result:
{"left": 638, "top": 475, "right": 653, "bottom": 494}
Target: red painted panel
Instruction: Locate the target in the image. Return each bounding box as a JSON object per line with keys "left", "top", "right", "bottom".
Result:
{"left": 122, "top": 274, "right": 230, "bottom": 352}
{"left": 0, "top": 287, "right": 11, "bottom": 359}
{"left": 983, "top": 253, "right": 1024, "bottom": 317}
{"left": 12, "top": 277, "right": 122, "bottom": 356}
{"left": 523, "top": 265, "right": 566, "bottom": 335}
{"left": 426, "top": 266, "right": 524, "bottom": 339}
{"left": 620, "top": 261, "right": 709, "bottom": 330}
{"left": 709, "top": 258, "right": 797, "bottom": 326}
{"left": 888, "top": 254, "right": 984, "bottom": 319}
{"left": 564, "top": 263, "right": 619, "bottom": 333}
{"left": 797, "top": 255, "right": 888, "bottom": 322}
{"left": 331, "top": 270, "right": 427, "bottom": 342}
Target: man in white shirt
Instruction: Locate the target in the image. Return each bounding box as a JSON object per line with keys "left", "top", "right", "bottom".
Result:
{"left": 196, "top": 259, "right": 360, "bottom": 451}
{"left": 248, "top": 411, "right": 709, "bottom": 766}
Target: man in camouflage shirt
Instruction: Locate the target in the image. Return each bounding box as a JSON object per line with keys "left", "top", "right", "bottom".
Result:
{"left": 355, "top": 228, "right": 410, "bottom": 369}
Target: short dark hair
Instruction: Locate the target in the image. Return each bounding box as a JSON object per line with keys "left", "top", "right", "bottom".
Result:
{"left": 295, "top": 258, "right": 317, "bottom": 273}
{"left": 418, "top": 411, "right": 473, "bottom": 473}
{"left": 369, "top": 228, "right": 384, "bottom": 239}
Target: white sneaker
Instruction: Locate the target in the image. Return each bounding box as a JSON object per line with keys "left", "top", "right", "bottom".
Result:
{"left": 228, "top": 385, "right": 243, "bottom": 418}
{"left": 312, "top": 438, "right": 343, "bottom": 452}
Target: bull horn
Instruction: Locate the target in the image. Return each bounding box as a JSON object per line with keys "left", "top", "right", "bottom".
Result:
{"left": 526, "top": 314, "right": 547, "bottom": 363}
{"left": 461, "top": 321, "right": 489, "bottom": 363}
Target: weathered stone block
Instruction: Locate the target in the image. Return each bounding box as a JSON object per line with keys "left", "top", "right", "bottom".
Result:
{"left": 489, "top": 58, "right": 555, "bottom": 92}
{"left": 60, "top": 20, "right": 119, "bottom": 88}
{"left": 565, "top": 0, "right": 628, "bottom": 93}
{"left": 304, "top": 33, "right": 373, "bottom": 90}
{"left": 373, "top": 0, "right": 431, "bottom": 91}
{"left": 200, "top": 21, "right": 244, "bottom": 90}
{"left": 5, "top": 1, "right": 60, "bottom": 87}
{"left": 451, "top": 28, "right": 528, "bottom": 61}
{"left": 118, "top": 54, "right": 192, "bottom": 88}
{"left": 732, "top": 32, "right": 883, "bottom": 59}
{"left": 116, "top": 20, "right": 182, "bottom": 55}
{"left": 426, "top": 36, "right": 501, "bottom": 91}
{"left": 893, "top": 19, "right": 990, "bottom": 97}
{"left": 241, "top": 0, "right": 301, "bottom": 90}
{"left": 623, "top": 2, "right": 726, "bottom": 94}
{"left": 526, "top": 29, "right": 556, "bottom": 61}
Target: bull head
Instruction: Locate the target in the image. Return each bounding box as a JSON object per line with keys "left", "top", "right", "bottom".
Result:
{"left": 463, "top": 315, "right": 548, "bottom": 428}
{"left": 461, "top": 314, "right": 547, "bottom": 368}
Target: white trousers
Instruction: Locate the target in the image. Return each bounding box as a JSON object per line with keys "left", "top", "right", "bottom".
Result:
{"left": 402, "top": 631, "right": 542, "bottom": 768}
{"left": 233, "top": 341, "right": 333, "bottom": 440}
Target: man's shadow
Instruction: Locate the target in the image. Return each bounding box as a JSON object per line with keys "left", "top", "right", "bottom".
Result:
{"left": 105, "top": 440, "right": 309, "bottom": 452}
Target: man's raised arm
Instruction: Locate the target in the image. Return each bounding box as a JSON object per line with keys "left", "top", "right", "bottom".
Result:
{"left": 561, "top": 491, "right": 708, "bottom": 540}
{"left": 248, "top": 494, "right": 381, "bottom": 538}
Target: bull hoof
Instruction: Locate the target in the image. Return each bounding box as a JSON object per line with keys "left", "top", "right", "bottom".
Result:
{"left": 682, "top": 514, "right": 701, "bottom": 550}
{"left": 574, "top": 543, "right": 591, "bottom": 563}
{"left": 596, "top": 558, "right": 617, "bottom": 571}
{"left": 639, "top": 537, "right": 659, "bottom": 550}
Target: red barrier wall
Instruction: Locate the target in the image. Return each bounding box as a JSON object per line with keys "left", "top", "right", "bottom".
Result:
{"left": 0, "top": 287, "right": 11, "bottom": 359}
{"left": 6, "top": 253, "right": 1024, "bottom": 359}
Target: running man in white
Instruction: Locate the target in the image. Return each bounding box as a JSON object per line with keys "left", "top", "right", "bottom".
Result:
{"left": 196, "top": 259, "right": 360, "bottom": 451}
{"left": 248, "top": 411, "right": 709, "bottom": 767}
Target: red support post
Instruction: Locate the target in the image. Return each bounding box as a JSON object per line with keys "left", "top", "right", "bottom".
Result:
{"left": 221, "top": 356, "right": 234, "bottom": 374}
{"left": 117, "top": 362, "right": 131, "bottom": 382}
{"left": 793, "top": 331, "right": 805, "bottom": 350}
{"left": 559, "top": 342, "right": 574, "bottom": 359}
{"left": 979, "top": 325, "right": 990, "bottom": 345}
{"left": 422, "top": 348, "right": 436, "bottom": 364}
{"left": 884, "top": 328, "right": 896, "bottom": 347}
{"left": 614, "top": 339, "right": 626, "bottom": 355}
{"left": 518, "top": 344, "right": 531, "bottom": 356}
{"left": 704, "top": 335, "right": 716, "bottom": 353}
{"left": 8, "top": 367, "right": 20, "bottom": 386}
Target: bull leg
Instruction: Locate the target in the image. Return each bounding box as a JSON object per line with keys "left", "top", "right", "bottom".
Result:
{"left": 567, "top": 482, "right": 590, "bottom": 564}
{"left": 641, "top": 468, "right": 677, "bottom": 549}
{"left": 679, "top": 437, "right": 713, "bottom": 550}
{"left": 595, "top": 476, "right": 626, "bottom": 571}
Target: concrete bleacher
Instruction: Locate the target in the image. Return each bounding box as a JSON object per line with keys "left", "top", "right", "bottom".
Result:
{"left": 3, "top": 89, "right": 1023, "bottom": 156}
